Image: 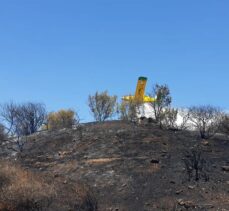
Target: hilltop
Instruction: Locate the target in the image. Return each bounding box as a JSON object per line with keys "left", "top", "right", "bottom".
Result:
{"left": 0, "top": 121, "right": 229, "bottom": 211}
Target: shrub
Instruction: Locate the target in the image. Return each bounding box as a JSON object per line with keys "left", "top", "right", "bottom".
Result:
{"left": 161, "top": 108, "right": 178, "bottom": 130}
{"left": 119, "top": 100, "right": 141, "bottom": 122}
{"left": 219, "top": 114, "right": 229, "bottom": 134}
{"left": 47, "top": 109, "right": 79, "bottom": 130}
{"left": 88, "top": 91, "right": 118, "bottom": 122}
{"left": 0, "top": 124, "right": 6, "bottom": 141}
{"left": 150, "top": 84, "right": 172, "bottom": 128}
{"left": 188, "top": 105, "right": 223, "bottom": 139}
{"left": 183, "top": 148, "right": 209, "bottom": 182}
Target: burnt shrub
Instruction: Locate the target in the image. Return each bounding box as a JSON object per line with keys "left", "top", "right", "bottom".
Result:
{"left": 183, "top": 148, "right": 209, "bottom": 182}
{"left": 219, "top": 114, "right": 229, "bottom": 134}
{"left": 0, "top": 124, "right": 6, "bottom": 141}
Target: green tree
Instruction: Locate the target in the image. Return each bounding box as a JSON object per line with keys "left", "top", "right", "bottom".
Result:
{"left": 150, "top": 84, "right": 172, "bottom": 128}
{"left": 88, "top": 91, "right": 118, "bottom": 122}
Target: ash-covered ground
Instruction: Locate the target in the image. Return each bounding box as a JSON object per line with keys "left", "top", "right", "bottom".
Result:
{"left": 1, "top": 121, "right": 229, "bottom": 211}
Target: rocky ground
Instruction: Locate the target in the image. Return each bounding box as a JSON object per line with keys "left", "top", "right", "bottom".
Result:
{"left": 1, "top": 121, "right": 229, "bottom": 211}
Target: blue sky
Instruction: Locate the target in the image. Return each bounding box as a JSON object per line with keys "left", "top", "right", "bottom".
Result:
{"left": 0, "top": 0, "right": 228, "bottom": 122}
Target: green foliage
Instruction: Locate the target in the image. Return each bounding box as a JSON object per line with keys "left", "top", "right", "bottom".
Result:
{"left": 150, "top": 84, "right": 172, "bottom": 128}
{"left": 88, "top": 91, "right": 118, "bottom": 122}
{"left": 47, "top": 109, "right": 78, "bottom": 130}
{"left": 119, "top": 100, "right": 141, "bottom": 122}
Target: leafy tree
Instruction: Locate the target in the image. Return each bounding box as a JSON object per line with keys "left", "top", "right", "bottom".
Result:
{"left": 150, "top": 84, "right": 172, "bottom": 128}
{"left": 88, "top": 91, "right": 118, "bottom": 122}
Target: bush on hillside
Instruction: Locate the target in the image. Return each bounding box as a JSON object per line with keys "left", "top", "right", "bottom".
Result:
{"left": 0, "top": 124, "right": 6, "bottom": 141}
{"left": 119, "top": 100, "right": 142, "bottom": 122}
{"left": 88, "top": 91, "right": 118, "bottom": 122}
{"left": 149, "top": 84, "right": 172, "bottom": 128}
{"left": 183, "top": 148, "right": 209, "bottom": 182}
{"left": 47, "top": 109, "right": 79, "bottom": 130}
{"left": 219, "top": 114, "right": 229, "bottom": 135}
{"left": 161, "top": 108, "right": 178, "bottom": 130}
{"left": 188, "top": 105, "right": 223, "bottom": 139}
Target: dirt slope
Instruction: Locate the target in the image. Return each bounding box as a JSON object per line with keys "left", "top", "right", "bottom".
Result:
{"left": 2, "top": 121, "right": 229, "bottom": 210}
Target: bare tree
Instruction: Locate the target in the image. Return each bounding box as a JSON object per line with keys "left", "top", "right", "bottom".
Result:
{"left": 88, "top": 91, "right": 118, "bottom": 122}
{"left": 177, "top": 108, "right": 191, "bottom": 130}
{"left": 188, "top": 105, "right": 223, "bottom": 139}
{"left": 17, "top": 102, "right": 47, "bottom": 135}
{"left": 0, "top": 102, "right": 18, "bottom": 135}
{"left": 0, "top": 102, "right": 46, "bottom": 136}
{"left": 150, "top": 84, "right": 172, "bottom": 128}
{"left": 0, "top": 102, "right": 46, "bottom": 152}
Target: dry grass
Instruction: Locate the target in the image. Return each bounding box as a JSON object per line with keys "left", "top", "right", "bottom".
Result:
{"left": 0, "top": 161, "right": 98, "bottom": 211}
{"left": 0, "top": 161, "right": 55, "bottom": 211}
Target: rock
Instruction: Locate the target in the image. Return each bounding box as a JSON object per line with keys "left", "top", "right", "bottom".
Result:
{"left": 177, "top": 199, "right": 185, "bottom": 206}
{"left": 183, "top": 201, "right": 195, "bottom": 209}
{"left": 188, "top": 185, "right": 195, "bottom": 189}
{"left": 170, "top": 180, "right": 176, "bottom": 184}
{"left": 175, "top": 189, "right": 183, "bottom": 195}
{"left": 226, "top": 181, "right": 229, "bottom": 185}
{"left": 202, "top": 141, "right": 209, "bottom": 146}
{"left": 221, "top": 166, "right": 229, "bottom": 171}
{"left": 177, "top": 199, "right": 195, "bottom": 209}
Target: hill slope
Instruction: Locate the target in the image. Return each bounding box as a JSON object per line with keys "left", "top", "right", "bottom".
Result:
{"left": 1, "top": 121, "right": 229, "bottom": 210}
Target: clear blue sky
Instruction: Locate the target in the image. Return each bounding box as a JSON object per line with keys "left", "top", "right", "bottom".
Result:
{"left": 0, "top": 0, "right": 228, "bottom": 122}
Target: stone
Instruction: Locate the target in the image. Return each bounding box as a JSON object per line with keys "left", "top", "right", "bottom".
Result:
{"left": 202, "top": 141, "right": 209, "bottom": 146}
{"left": 188, "top": 185, "right": 195, "bottom": 189}
{"left": 222, "top": 166, "right": 229, "bottom": 171}
{"left": 175, "top": 189, "right": 183, "bottom": 194}
{"left": 177, "top": 199, "right": 185, "bottom": 206}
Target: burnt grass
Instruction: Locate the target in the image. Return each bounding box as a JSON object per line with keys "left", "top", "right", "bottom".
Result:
{"left": 1, "top": 121, "right": 229, "bottom": 211}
